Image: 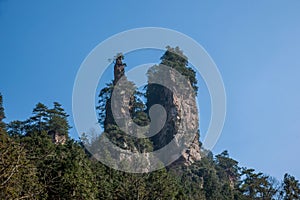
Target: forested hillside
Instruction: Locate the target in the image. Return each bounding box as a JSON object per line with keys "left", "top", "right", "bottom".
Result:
{"left": 1, "top": 48, "right": 300, "bottom": 199}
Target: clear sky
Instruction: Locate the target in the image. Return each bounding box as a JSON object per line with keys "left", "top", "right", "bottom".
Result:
{"left": 1, "top": 0, "right": 300, "bottom": 180}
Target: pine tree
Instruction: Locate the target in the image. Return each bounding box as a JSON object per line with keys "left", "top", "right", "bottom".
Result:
{"left": 239, "top": 168, "right": 278, "bottom": 199}
{"left": 282, "top": 173, "right": 300, "bottom": 200}
{"left": 52, "top": 140, "right": 97, "bottom": 199}
{"left": 215, "top": 150, "right": 240, "bottom": 187}
{"left": 48, "top": 102, "right": 71, "bottom": 137}
{"left": 27, "top": 102, "right": 49, "bottom": 133}
{"left": 160, "top": 46, "right": 198, "bottom": 93}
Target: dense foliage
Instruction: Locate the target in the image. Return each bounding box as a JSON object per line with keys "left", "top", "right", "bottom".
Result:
{"left": 1, "top": 99, "right": 299, "bottom": 199}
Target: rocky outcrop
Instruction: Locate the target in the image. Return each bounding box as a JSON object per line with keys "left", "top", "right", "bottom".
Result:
{"left": 48, "top": 130, "right": 66, "bottom": 145}
{"left": 101, "top": 50, "right": 201, "bottom": 172}
{"left": 147, "top": 64, "right": 201, "bottom": 167}
{"left": 97, "top": 55, "right": 154, "bottom": 172}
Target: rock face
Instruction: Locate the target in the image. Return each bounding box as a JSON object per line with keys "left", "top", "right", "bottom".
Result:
{"left": 98, "top": 54, "right": 155, "bottom": 173}
{"left": 174, "top": 132, "right": 201, "bottom": 166}
{"left": 146, "top": 65, "right": 201, "bottom": 167}
{"left": 48, "top": 130, "right": 66, "bottom": 145}
{"left": 102, "top": 49, "right": 201, "bottom": 171}
{"left": 104, "top": 54, "right": 136, "bottom": 149}
{"left": 113, "top": 53, "right": 126, "bottom": 85}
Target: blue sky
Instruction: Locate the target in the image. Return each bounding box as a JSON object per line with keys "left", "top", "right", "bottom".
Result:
{"left": 1, "top": 0, "right": 300, "bottom": 180}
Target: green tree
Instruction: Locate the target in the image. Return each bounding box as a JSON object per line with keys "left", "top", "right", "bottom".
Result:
{"left": 179, "top": 154, "right": 223, "bottom": 200}
{"left": 27, "top": 102, "right": 49, "bottom": 133}
{"left": 20, "top": 129, "right": 56, "bottom": 199}
{"left": 160, "top": 46, "right": 198, "bottom": 93}
{"left": 48, "top": 102, "right": 71, "bottom": 137}
{"left": 176, "top": 164, "right": 206, "bottom": 200}
{"left": 0, "top": 95, "right": 41, "bottom": 199}
{"left": 7, "top": 120, "right": 26, "bottom": 137}
{"left": 19, "top": 102, "right": 96, "bottom": 199}
{"left": 215, "top": 150, "right": 240, "bottom": 187}
{"left": 282, "top": 173, "right": 300, "bottom": 200}
{"left": 53, "top": 140, "right": 97, "bottom": 199}
{"left": 147, "top": 168, "right": 182, "bottom": 199}
{"left": 97, "top": 82, "right": 114, "bottom": 128}
{"left": 200, "top": 162, "right": 223, "bottom": 200}
{"left": 239, "top": 168, "right": 278, "bottom": 199}
{"left": 91, "top": 161, "right": 114, "bottom": 199}
{"left": 0, "top": 127, "right": 41, "bottom": 199}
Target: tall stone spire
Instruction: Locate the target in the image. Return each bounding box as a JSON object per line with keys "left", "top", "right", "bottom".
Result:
{"left": 113, "top": 53, "right": 126, "bottom": 85}
{"left": 104, "top": 53, "right": 134, "bottom": 133}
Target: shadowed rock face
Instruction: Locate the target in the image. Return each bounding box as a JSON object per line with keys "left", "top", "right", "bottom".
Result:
{"left": 146, "top": 67, "right": 201, "bottom": 167}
